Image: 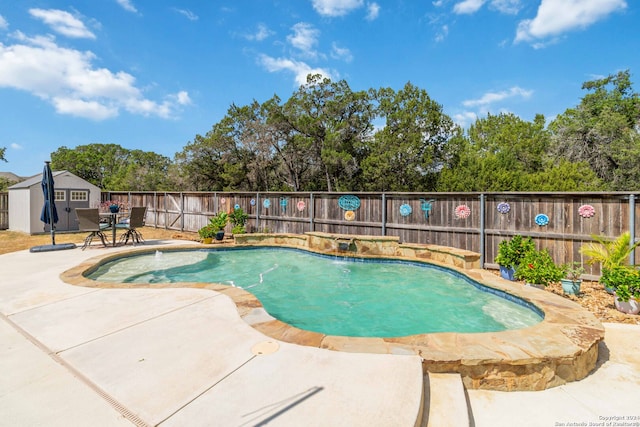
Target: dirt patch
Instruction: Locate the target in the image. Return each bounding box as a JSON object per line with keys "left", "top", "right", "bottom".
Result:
{"left": 0, "top": 227, "right": 200, "bottom": 256}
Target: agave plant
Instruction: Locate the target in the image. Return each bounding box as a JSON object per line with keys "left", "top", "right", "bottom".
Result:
{"left": 579, "top": 232, "right": 640, "bottom": 269}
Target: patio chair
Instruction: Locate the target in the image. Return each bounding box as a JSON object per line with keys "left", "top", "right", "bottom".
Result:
{"left": 116, "top": 206, "right": 147, "bottom": 245}
{"left": 75, "top": 208, "right": 111, "bottom": 250}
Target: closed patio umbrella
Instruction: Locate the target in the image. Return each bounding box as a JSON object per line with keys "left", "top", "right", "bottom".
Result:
{"left": 30, "top": 161, "right": 76, "bottom": 252}
{"left": 40, "top": 161, "right": 58, "bottom": 244}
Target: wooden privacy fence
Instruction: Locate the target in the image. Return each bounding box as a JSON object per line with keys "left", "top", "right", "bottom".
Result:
{"left": 104, "top": 191, "right": 640, "bottom": 276}
{"left": 0, "top": 192, "right": 8, "bottom": 230}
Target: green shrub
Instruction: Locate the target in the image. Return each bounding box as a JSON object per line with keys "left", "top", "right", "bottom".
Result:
{"left": 495, "top": 235, "right": 536, "bottom": 269}
{"left": 515, "top": 248, "right": 565, "bottom": 287}
{"left": 600, "top": 266, "right": 640, "bottom": 302}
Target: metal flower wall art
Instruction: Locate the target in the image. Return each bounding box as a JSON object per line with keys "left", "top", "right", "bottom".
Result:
{"left": 535, "top": 213, "right": 549, "bottom": 226}
{"left": 578, "top": 204, "right": 596, "bottom": 218}
{"left": 399, "top": 203, "right": 412, "bottom": 217}
{"left": 455, "top": 204, "right": 471, "bottom": 219}
{"left": 497, "top": 202, "right": 510, "bottom": 214}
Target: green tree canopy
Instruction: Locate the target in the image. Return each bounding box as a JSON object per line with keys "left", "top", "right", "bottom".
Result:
{"left": 438, "top": 113, "right": 601, "bottom": 191}
{"left": 549, "top": 70, "right": 640, "bottom": 190}
{"left": 51, "top": 143, "right": 172, "bottom": 190}
{"left": 361, "top": 82, "right": 458, "bottom": 191}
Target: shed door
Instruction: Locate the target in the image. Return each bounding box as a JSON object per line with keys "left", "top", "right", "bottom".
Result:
{"left": 50, "top": 189, "right": 90, "bottom": 231}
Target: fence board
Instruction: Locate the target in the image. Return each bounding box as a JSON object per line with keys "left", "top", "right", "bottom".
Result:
{"left": 0, "top": 192, "right": 8, "bottom": 230}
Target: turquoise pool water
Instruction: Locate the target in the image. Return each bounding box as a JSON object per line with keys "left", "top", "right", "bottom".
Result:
{"left": 87, "top": 248, "right": 542, "bottom": 337}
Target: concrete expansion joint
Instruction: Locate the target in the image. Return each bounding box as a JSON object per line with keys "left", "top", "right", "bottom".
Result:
{"left": 157, "top": 354, "right": 259, "bottom": 425}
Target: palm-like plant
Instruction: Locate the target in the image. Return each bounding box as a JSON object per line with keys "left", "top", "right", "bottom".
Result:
{"left": 579, "top": 232, "right": 640, "bottom": 269}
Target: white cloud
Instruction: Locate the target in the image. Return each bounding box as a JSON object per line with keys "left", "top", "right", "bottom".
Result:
{"left": 0, "top": 15, "right": 8, "bottom": 30}
{"left": 245, "top": 23, "right": 273, "bottom": 41}
{"left": 435, "top": 24, "right": 449, "bottom": 42}
{"left": 10, "top": 143, "right": 23, "bottom": 150}
{"left": 312, "top": 0, "right": 364, "bottom": 17}
{"left": 0, "top": 32, "right": 187, "bottom": 120}
{"left": 172, "top": 91, "right": 192, "bottom": 105}
{"left": 462, "top": 86, "right": 533, "bottom": 107}
{"left": 287, "top": 22, "right": 320, "bottom": 57}
{"left": 116, "top": 0, "right": 138, "bottom": 13}
{"left": 366, "top": 3, "right": 380, "bottom": 21}
{"left": 174, "top": 9, "right": 198, "bottom": 21}
{"left": 453, "top": 0, "right": 486, "bottom": 14}
{"left": 454, "top": 0, "right": 521, "bottom": 14}
{"left": 331, "top": 43, "right": 353, "bottom": 62}
{"left": 490, "top": 0, "right": 521, "bottom": 14}
{"left": 258, "top": 54, "right": 332, "bottom": 86}
{"left": 29, "top": 9, "right": 95, "bottom": 39}
{"left": 515, "top": 0, "right": 627, "bottom": 43}
{"left": 453, "top": 111, "right": 478, "bottom": 128}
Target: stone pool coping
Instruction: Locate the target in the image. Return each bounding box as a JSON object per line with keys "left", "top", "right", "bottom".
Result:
{"left": 60, "top": 233, "right": 605, "bottom": 392}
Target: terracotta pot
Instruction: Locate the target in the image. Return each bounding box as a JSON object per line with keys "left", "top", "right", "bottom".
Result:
{"left": 202, "top": 237, "right": 213, "bottom": 244}
{"left": 614, "top": 295, "right": 640, "bottom": 315}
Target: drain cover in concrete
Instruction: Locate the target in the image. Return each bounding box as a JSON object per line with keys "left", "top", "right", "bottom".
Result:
{"left": 251, "top": 341, "right": 279, "bottom": 355}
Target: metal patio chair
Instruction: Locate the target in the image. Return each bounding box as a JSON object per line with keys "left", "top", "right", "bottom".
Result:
{"left": 116, "top": 206, "right": 147, "bottom": 245}
{"left": 75, "top": 208, "right": 111, "bottom": 250}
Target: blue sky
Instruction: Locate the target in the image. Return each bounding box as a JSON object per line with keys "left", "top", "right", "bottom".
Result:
{"left": 0, "top": 0, "right": 637, "bottom": 177}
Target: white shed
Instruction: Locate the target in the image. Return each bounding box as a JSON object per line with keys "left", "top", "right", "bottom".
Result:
{"left": 8, "top": 170, "right": 102, "bottom": 234}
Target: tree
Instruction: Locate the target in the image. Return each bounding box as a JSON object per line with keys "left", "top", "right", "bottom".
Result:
{"left": 174, "top": 130, "right": 233, "bottom": 191}
{"left": 0, "top": 147, "right": 6, "bottom": 162}
{"left": 438, "top": 113, "right": 601, "bottom": 191}
{"left": 362, "top": 82, "right": 458, "bottom": 191}
{"left": 279, "top": 74, "right": 374, "bottom": 191}
{"left": 549, "top": 70, "right": 640, "bottom": 190}
{"left": 51, "top": 143, "right": 172, "bottom": 190}
{"left": 115, "top": 150, "right": 173, "bottom": 191}
{"left": 51, "top": 144, "right": 129, "bottom": 189}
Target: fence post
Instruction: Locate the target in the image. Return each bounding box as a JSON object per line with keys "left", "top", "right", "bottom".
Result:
{"left": 381, "top": 193, "right": 386, "bottom": 236}
{"left": 255, "top": 192, "right": 260, "bottom": 232}
{"left": 310, "top": 192, "right": 314, "bottom": 232}
{"left": 630, "top": 194, "right": 636, "bottom": 264}
{"left": 180, "top": 192, "right": 184, "bottom": 231}
{"left": 479, "top": 193, "right": 486, "bottom": 268}
{"left": 153, "top": 192, "right": 157, "bottom": 228}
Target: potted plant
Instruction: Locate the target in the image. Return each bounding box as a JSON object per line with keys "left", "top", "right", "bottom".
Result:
{"left": 515, "top": 248, "right": 565, "bottom": 289}
{"left": 210, "top": 211, "right": 228, "bottom": 240}
{"left": 580, "top": 232, "right": 640, "bottom": 293}
{"left": 600, "top": 266, "right": 640, "bottom": 315}
{"left": 229, "top": 207, "right": 248, "bottom": 235}
{"left": 198, "top": 223, "right": 216, "bottom": 244}
{"left": 560, "top": 262, "right": 585, "bottom": 295}
{"left": 494, "top": 235, "right": 535, "bottom": 280}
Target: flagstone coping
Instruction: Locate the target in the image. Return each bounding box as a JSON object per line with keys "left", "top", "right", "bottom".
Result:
{"left": 61, "top": 234, "right": 604, "bottom": 391}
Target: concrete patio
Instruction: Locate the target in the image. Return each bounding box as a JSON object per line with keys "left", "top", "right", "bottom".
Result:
{"left": 1, "top": 239, "right": 639, "bottom": 426}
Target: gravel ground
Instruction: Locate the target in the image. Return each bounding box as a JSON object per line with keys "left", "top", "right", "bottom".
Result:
{"left": 545, "top": 279, "right": 640, "bottom": 325}
{"left": 488, "top": 269, "right": 640, "bottom": 325}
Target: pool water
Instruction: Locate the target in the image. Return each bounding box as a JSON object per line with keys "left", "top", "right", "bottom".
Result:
{"left": 88, "top": 248, "right": 542, "bottom": 337}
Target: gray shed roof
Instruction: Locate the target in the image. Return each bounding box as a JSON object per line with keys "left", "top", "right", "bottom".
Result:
{"left": 8, "top": 170, "right": 69, "bottom": 190}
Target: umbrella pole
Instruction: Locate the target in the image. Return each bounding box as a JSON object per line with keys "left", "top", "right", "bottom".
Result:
{"left": 46, "top": 161, "right": 56, "bottom": 245}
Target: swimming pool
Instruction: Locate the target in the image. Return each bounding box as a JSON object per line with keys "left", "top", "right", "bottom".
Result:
{"left": 87, "top": 247, "right": 542, "bottom": 337}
